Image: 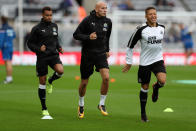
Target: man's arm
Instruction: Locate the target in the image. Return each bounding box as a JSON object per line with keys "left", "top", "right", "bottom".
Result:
{"left": 122, "top": 48, "right": 133, "bottom": 72}
{"left": 73, "top": 17, "right": 90, "bottom": 41}
{"left": 27, "top": 27, "right": 41, "bottom": 53}
{"left": 122, "top": 25, "right": 142, "bottom": 72}
{"left": 55, "top": 25, "right": 64, "bottom": 54}
{"left": 106, "top": 20, "right": 112, "bottom": 53}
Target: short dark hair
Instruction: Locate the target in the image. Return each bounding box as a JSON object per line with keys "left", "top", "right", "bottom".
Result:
{"left": 145, "top": 7, "right": 156, "bottom": 15}
{"left": 42, "top": 6, "right": 52, "bottom": 14}
{"left": 1, "top": 16, "right": 8, "bottom": 24}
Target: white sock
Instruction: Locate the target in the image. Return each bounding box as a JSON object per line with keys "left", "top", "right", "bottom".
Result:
{"left": 141, "top": 87, "right": 149, "bottom": 93}
{"left": 187, "top": 56, "right": 192, "bottom": 64}
{"left": 56, "top": 72, "right": 63, "bottom": 77}
{"left": 99, "top": 95, "right": 107, "bottom": 106}
{"left": 6, "top": 76, "right": 13, "bottom": 82}
{"left": 79, "top": 96, "right": 84, "bottom": 107}
{"left": 39, "top": 84, "right": 46, "bottom": 89}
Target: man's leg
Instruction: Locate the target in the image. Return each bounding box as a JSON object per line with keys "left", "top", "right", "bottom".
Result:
{"left": 4, "top": 60, "right": 13, "bottom": 83}
{"left": 138, "top": 65, "right": 151, "bottom": 122}
{"left": 98, "top": 68, "right": 109, "bottom": 116}
{"left": 140, "top": 84, "right": 149, "bottom": 122}
{"left": 78, "top": 79, "right": 89, "bottom": 119}
{"left": 152, "top": 72, "right": 166, "bottom": 102}
{"left": 46, "top": 64, "right": 64, "bottom": 94}
{"left": 2, "top": 48, "right": 13, "bottom": 84}
{"left": 48, "top": 64, "right": 64, "bottom": 84}
{"left": 38, "top": 75, "right": 50, "bottom": 116}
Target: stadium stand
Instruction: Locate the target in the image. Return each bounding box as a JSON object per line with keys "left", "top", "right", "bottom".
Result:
{"left": 0, "top": 0, "right": 195, "bottom": 53}
{"left": 184, "top": 0, "right": 196, "bottom": 11}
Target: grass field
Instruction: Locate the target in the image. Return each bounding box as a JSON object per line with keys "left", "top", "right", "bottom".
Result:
{"left": 0, "top": 65, "right": 196, "bottom": 131}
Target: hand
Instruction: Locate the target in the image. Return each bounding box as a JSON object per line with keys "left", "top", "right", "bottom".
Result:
{"left": 90, "top": 32, "right": 97, "bottom": 40}
{"left": 58, "top": 48, "right": 64, "bottom": 54}
{"left": 40, "top": 45, "right": 46, "bottom": 52}
{"left": 122, "top": 64, "right": 132, "bottom": 73}
{"left": 106, "top": 52, "right": 110, "bottom": 58}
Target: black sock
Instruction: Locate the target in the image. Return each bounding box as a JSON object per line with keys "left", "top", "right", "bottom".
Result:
{"left": 48, "top": 72, "right": 61, "bottom": 84}
{"left": 140, "top": 90, "right": 148, "bottom": 114}
{"left": 38, "top": 88, "right": 47, "bottom": 110}
{"left": 154, "top": 82, "right": 163, "bottom": 90}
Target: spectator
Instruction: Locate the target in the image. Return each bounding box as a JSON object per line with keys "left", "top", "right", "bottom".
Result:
{"left": 25, "top": 0, "right": 40, "bottom": 5}
{"left": 75, "top": 0, "right": 83, "bottom": 6}
{"left": 168, "top": 23, "right": 180, "bottom": 43}
{"left": 118, "top": 0, "right": 135, "bottom": 10}
{"left": 59, "top": 0, "right": 73, "bottom": 16}
{"left": 154, "top": 0, "right": 174, "bottom": 7}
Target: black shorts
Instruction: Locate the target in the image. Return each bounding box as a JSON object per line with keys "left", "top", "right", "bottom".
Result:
{"left": 138, "top": 60, "right": 166, "bottom": 84}
{"left": 80, "top": 53, "right": 109, "bottom": 79}
{"left": 36, "top": 55, "right": 62, "bottom": 76}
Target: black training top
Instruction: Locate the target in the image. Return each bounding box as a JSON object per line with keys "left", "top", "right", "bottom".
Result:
{"left": 27, "top": 18, "right": 62, "bottom": 58}
{"left": 73, "top": 10, "right": 112, "bottom": 55}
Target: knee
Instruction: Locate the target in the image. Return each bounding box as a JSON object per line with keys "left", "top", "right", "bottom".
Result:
{"left": 142, "top": 84, "right": 149, "bottom": 90}
{"left": 158, "top": 79, "right": 166, "bottom": 87}
{"left": 81, "top": 81, "right": 88, "bottom": 88}
{"left": 59, "top": 71, "right": 64, "bottom": 75}
{"left": 39, "top": 77, "right": 46, "bottom": 85}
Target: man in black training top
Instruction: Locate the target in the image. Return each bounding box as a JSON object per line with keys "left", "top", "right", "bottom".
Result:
{"left": 73, "top": 1, "right": 112, "bottom": 119}
{"left": 27, "top": 6, "right": 64, "bottom": 117}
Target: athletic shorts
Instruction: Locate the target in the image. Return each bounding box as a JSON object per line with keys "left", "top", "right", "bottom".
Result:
{"left": 184, "top": 42, "right": 193, "bottom": 50}
{"left": 138, "top": 60, "right": 166, "bottom": 84}
{"left": 36, "top": 55, "right": 62, "bottom": 76}
{"left": 80, "top": 53, "right": 109, "bottom": 79}
{"left": 1, "top": 46, "right": 13, "bottom": 60}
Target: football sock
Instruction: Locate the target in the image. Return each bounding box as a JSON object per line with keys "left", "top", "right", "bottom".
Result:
{"left": 99, "top": 95, "right": 107, "bottom": 106}
{"left": 154, "top": 81, "right": 164, "bottom": 89}
{"left": 79, "top": 96, "right": 84, "bottom": 107}
{"left": 48, "top": 72, "right": 62, "bottom": 84}
{"left": 140, "top": 88, "right": 148, "bottom": 114}
{"left": 38, "top": 84, "right": 47, "bottom": 110}
{"left": 6, "top": 76, "right": 13, "bottom": 82}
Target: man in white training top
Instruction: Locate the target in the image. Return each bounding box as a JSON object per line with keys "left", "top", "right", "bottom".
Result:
{"left": 122, "top": 6, "right": 166, "bottom": 122}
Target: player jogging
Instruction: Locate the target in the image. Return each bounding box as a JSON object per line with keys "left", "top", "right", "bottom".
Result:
{"left": 122, "top": 7, "right": 166, "bottom": 122}
{"left": 73, "top": 1, "right": 112, "bottom": 119}
{"left": 27, "top": 6, "right": 64, "bottom": 118}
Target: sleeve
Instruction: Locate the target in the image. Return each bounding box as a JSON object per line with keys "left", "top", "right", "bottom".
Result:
{"left": 106, "top": 20, "right": 112, "bottom": 52}
{"left": 27, "top": 27, "right": 40, "bottom": 53}
{"left": 126, "top": 47, "right": 133, "bottom": 64}
{"left": 55, "top": 25, "right": 62, "bottom": 50}
{"left": 73, "top": 17, "right": 90, "bottom": 41}
{"left": 127, "top": 26, "right": 142, "bottom": 49}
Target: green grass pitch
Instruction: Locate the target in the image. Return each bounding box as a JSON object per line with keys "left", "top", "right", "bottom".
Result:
{"left": 0, "top": 65, "right": 196, "bottom": 131}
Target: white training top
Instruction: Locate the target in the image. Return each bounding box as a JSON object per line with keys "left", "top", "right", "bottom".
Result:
{"left": 126, "top": 22, "right": 165, "bottom": 66}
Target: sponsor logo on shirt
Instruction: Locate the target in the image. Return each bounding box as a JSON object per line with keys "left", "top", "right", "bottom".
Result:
{"left": 147, "top": 36, "right": 162, "bottom": 44}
